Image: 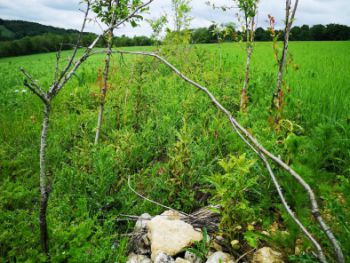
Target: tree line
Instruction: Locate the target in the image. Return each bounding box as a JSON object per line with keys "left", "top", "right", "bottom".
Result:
{"left": 191, "top": 23, "right": 350, "bottom": 43}
{"left": 0, "top": 19, "right": 349, "bottom": 58}
{"left": 0, "top": 33, "right": 153, "bottom": 57}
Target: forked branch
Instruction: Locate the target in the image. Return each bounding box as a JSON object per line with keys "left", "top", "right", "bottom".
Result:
{"left": 57, "top": 0, "right": 91, "bottom": 84}
{"left": 111, "top": 50, "right": 344, "bottom": 263}
{"left": 20, "top": 68, "right": 48, "bottom": 103}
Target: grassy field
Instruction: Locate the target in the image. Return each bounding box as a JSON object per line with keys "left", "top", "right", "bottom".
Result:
{"left": 0, "top": 41, "right": 349, "bottom": 262}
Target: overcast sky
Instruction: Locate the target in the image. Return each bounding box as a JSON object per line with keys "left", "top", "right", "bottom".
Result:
{"left": 0, "top": 0, "right": 349, "bottom": 37}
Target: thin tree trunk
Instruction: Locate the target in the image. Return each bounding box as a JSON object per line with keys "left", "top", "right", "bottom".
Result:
{"left": 273, "top": 0, "right": 293, "bottom": 123}
{"left": 39, "top": 102, "right": 50, "bottom": 255}
{"left": 240, "top": 44, "right": 252, "bottom": 111}
{"left": 240, "top": 14, "right": 255, "bottom": 112}
{"left": 95, "top": 31, "right": 113, "bottom": 145}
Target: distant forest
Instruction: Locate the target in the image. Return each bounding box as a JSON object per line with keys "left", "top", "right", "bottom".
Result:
{"left": 1, "top": 19, "right": 350, "bottom": 58}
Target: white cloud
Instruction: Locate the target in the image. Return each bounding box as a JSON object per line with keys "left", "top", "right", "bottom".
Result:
{"left": 0, "top": 0, "right": 349, "bottom": 36}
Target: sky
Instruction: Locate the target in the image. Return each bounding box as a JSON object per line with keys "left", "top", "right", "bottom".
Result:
{"left": 0, "top": 0, "right": 349, "bottom": 37}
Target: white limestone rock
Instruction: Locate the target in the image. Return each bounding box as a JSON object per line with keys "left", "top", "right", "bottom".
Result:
{"left": 175, "top": 258, "right": 191, "bottom": 263}
{"left": 154, "top": 252, "right": 175, "bottom": 263}
{"left": 147, "top": 216, "right": 202, "bottom": 260}
{"left": 126, "top": 253, "right": 152, "bottom": 263}
{"left": 205, "top": 252, "right": 234, "bottom": 263}
{"left": 135, "top": 213, "right": 152, "bottom": 232}
{"left": 184, "top": 251, "right": 203, "bottom": 263}
{"left": 252, "top": 247, "right": 284, "bottom": 263}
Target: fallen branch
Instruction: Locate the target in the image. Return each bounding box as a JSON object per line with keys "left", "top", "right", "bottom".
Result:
{"left": 112, "top": 50, "right": 343, "bottom": 263}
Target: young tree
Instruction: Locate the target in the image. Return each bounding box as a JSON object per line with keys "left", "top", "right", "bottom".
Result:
{"left": 236, "top": 0, "right": 259, "bottom": 111}
{"left": 147, "top": 15, "right": 168, "bottom": 45}
{"left": 272, "top": 0, "right": 298, "bottom": 124}
{"left": 93, "top": 0, "right": 150, "bottom": 144}
{"left": 19, "top": 0, "right": 155, "bottom": 255}
{"left": 207, "top": 0, "right": 259, "bottom": 111}
{"left": 172, "top": 0, "right": 192, "bottom": 32}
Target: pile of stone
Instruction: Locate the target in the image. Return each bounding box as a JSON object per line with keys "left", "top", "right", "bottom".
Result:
{"left": 127, "top": 210, "right": 284, "bottom": 263}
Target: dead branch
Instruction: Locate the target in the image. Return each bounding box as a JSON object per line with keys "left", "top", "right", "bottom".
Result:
{"left": 112, "top": 50, "right": 343, "bottom": 263}
{"left": 226, "top": 117, "right": 327, "bottom": 262}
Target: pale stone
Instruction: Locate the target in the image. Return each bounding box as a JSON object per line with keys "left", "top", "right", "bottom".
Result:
{"left": 126, "top": 253, "right": 152, "bottom": 263}
{"left": 148, "top": 216, "right": 202, "bottom": 259}
{"left": 135, "top": 213, "right": 152, "bottom": 232}
{"left": 252, "top": 247, "right": 284, "bottom": 263}
{"left": 154, "top": 252, "right": 175, "bottom": 263}
{"left": 175, "top": 258, "right": 191, "bottom": 263}
{"left": 184, "top": 251, "right": 203, "bottom": 263}
{"left": 205, "top": 252, "right": 234, "bottom": 263}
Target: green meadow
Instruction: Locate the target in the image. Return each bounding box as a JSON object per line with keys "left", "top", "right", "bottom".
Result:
{"left": 1, "top": 41, "right": 349, "bottom": 262}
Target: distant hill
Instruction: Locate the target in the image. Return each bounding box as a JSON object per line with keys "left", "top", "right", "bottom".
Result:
{"left": 0, "top": 19, "right": 153, "bottom": 58}
{"left": 0, "top": 19, "right": 80, "bottom": 41}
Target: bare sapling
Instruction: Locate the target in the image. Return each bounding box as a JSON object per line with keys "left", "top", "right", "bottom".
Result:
{"left": 207, "top": 0, "right": 258, "bottom": 111}
{"left": 237, "top": 0, "right": 259, "bottom": 112}
{"left": 272, "top": 0, "right": 298, "bottom": 124}
{"left": 93, "top": 0, "right": 117, "bottom": 145}
{"left": 109, "top": 49, "right": 344, "bottom": 263}
{"left": 19, "top": 0, "right": 155, "bottom": 255}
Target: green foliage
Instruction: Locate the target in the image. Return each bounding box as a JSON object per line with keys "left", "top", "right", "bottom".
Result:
{"left": 206, "top": 154, "right": 258, "bottom": 240}
{"left": 0, "top": 41, "right": 349, "bottom": 262}
{"left": 187, "top": 228, "right": 209, "bottom": 260}
{"left": 171, "top": 0, "right": 192, "bottom": 32}
{"left": 91, "top": 0, "right": 147, "bottom": 27}
{"left": 236, "top": 0, "right": 259, "bottom": 18}
{"left": 147, "top": 15, "right": 168, "bottom": 41}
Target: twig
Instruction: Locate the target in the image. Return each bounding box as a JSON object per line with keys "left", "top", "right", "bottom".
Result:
{"left": 19, "top": 68, "right": 48, "bottom": 103}
{"left": 236, "top": 248, "right": 256, "bottom": 263}
{"left": 54, "top": 45, "right": 62, "bottom": 84}
{"left": 127, "top": 174, "right": 189, "bottom": 217}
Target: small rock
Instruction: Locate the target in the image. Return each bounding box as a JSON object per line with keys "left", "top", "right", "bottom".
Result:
{"left": 252, "top": 247, "right": 284, "bottom": 263}
{"left": 205, "top": 252, "right": 234, "bottom": 263}
{"left": 175, "top": 258, "right": 191, "bottom": 263}
{"left": 184, "top": 251, "right": 202, "bottom": 263}
{"left": 135, "top": 213, "right": 152, "bottom": 232}
{"left": 154, "top": 252, "right": 175, "bottom": 263}
{"left": 148, "top": 216, "right": 202, "bottom": 259}
{"left": 127, "top": 253, "right": 152, "bottom": 263}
